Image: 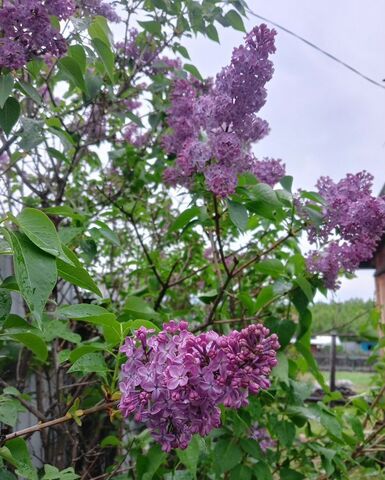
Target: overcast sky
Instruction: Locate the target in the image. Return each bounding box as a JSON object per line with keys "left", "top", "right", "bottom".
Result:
{"left": 183, "top": 0, "right": 385, "bottom": 303}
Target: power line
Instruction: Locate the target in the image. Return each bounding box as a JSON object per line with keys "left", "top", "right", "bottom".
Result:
{"left": 247, "top": 8, "right": 385, "bottom": 91}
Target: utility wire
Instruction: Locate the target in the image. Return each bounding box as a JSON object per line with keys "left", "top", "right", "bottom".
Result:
{"left": 247, "top": 8, "right": 385, "bottom": 90}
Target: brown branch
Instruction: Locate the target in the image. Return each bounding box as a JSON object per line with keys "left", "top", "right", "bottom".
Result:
{"left": 362, "top": 383, "right": 385, "bottom": 429}
{"left": 153, "top": 260, "right": 179, "bottom": 310}
{"left": 1, "top": 401, "right": 118, "bottom": 446}
{"left": 192, "top": 260, "right": 238, "bottom": 333}
{"left": 233, "top": 230, "right": 296, "bottom": 277}
{"left": 97, "top": 188, "right": 165, "bottom": 287}
{"left": 213, "top": 195, "right": 230, "bottom": 276}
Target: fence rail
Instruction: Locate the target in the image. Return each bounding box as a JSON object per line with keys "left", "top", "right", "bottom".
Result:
{"left": 314, "top": 353, "right": 374, "bottom": 372}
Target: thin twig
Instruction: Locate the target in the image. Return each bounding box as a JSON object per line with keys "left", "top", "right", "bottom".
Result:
{"left": 1, "top": 401, "right": 118, "bottom": 445}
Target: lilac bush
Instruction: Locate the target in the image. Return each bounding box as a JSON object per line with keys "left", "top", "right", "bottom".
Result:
{"left": 119, "top": 321, "right": 279, "bottom": 451}
{"left": 162, "top": 25, "right": 286, "bottom": 197}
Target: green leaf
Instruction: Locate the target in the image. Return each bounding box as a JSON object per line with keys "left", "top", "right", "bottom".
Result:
{"left": 15, "top": 81, "right": 42, "bottom": 106}
{"left": 92, "top": 38, "right": 115, "bottom": 83}
{"left": 176, "top": 436, "right": 203, "bottom": 478}
{"left": 5, "top": 230, "right": 57, "bottom": 325}
{"left": 124, "top": 296, "right": 159, "bottom": 320}
{"left": 239, "top": 439, "right": 263, "bottom": 460}
{"left": 280, "top": 175, "right": 293, "bottom": 192}
{"left": 0, "top": 97, "right": 20, "bottom": 136}
{"left": 0, "top": 469, "right": 16, "bottom": 480}
{"left": 254, "top": 462, "right": 273, "bottom": 480}
{"left": 100, "top": 435, "right": 121, "bottom": 448}
{"left": 68, "top": 352, "right": 108, "bottom": 375}
{"left": 94, "top": 220, "right": 120, "bottom": 246}
{"left": 136, "top": 444, "right": 166, "bottom": 480}
{"left": 295, "top": 276, "right": 314, "bottom": 302}
{"left": 138, "top": 20, "right": 162, "bottom": 37}
{"left": 300, "top": 190, "right": 326, "bottom": 205}
{"left": 57, "top": 245, "right": 102, "bottom": 297}
{"left": 9, "top": 333, "right": 48, "bottom": 362}
{"left": 19, "top": 118, "right": 44, "bottom": 151}
{"left": 230, "top": 465, "right": 252, "bottom": 480}
{"left": 6, "top": 438, "right": 37, "bottom": 480}
{"left": 16, "top": 208, "right": 62, "bottom": 257}
{"left": 319, "top": 409, "right": 342, "bottom": 439}
{"left": 1, "top": 276, "right": 19, "bottom": 291}
{"left": 58, "top": 56, "right": 86, "bottom": 91}
{"left": 85, "top": 72, "right": 103, "bottom": 100}
{"left": 272, "top": 351, "right": 289, "bottom": 385}
{"left": 224, "top": 9, "right": 246, "bottom": 32}
{"left": 254, "top": 285, "right": 275, "bottom": 312}
{"left": 255, "top": 259, "right": 285, "bottom": 277}
{"left": 0, "top": 397, "right": 24, "bottom": 427}
{"left": 0, "top": 74, "right": 14, "bottom": 108}
{"left": 58, "top": 227, "right": 83, "bottom": 245}
{"left": 170, "top": 207, "right": 201, "bottom": 232}
{"left": 68, "top": 45, "right": 87, "bottom": 74}
{"left": 43, "top": 320, "right": 81, "bottom": 344}
{"left": 59, "top": 303, "right": 120, "bottom": 344}
{"left": 206, "top": 24, "right": 219, "bottom": 42}
{"left": 280, "top": 468, "right": 305, "bottom": 480}
{"left": 228, "top": 200, "right": 248, "bottom": 231}
{"left": 58, "top": 304, "right": 115, "bottom": 322}
{"left": 249, "top": 183, "right": 281, "bottom": 206}
{"left": 183, "top": 64, "right": 203, "bottom": 81}
{"left": 124, "top": 319, "right": 160, "bottom": 333}
{"left": 275, "top": 421, "right": 295, "bottom": 448}
{"left": 43, "top": 206, "right": 76, "bottom": 218}
{"left": 295, "top": 340, "right": 327, "bottom": 390}
{"left": 88, "top": 16, "right": 113, "bottom": 47}
{"left": 174, "top": 45, "right": 190, "bottom": 59}
{"left": 214, "top": 439, "right": 242, "bottom": 473}
{"left": 42, "top": 465, "right": 79, "bottom": 480}
{"left": 126, "top": 110, "right": 144, "bottom": 128}
{"left": 0, "top": 288, "right": 12, "bottom": 323}
{"left": 69, "top": 344, "right": 106, "bottom": 363}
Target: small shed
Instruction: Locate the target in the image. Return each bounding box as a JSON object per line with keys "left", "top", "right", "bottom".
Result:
{"left": 310, "top": 335, "right": 341, "bottom": 352}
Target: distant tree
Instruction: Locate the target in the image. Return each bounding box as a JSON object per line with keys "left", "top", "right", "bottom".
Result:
{"left": 311, "top": 299, "right": 376, "bottom": 335}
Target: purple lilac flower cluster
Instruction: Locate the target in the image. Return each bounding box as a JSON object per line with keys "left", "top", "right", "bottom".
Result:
{"left": 79, "top": 0, "right": 120, "bottom": 23}
{"left": 119, "top": 321, "right": 279, "bottom": 451}
{"left": 162, "top": 24, "right": 286, "bottom": 197}
{"left": 116, "top": 29, "right": 182, "bottom": 75}
{"left": 250, "top": 423, "right": 277, "bottom": 452}
{"left": 306, "top": 171, "right": 385, "bottom": 289}
{"left": 0, "top": 0, "right": 73, "bottom": 70}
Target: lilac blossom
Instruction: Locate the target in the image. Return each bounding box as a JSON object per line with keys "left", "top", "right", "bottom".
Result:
{"left": 45, "top": 0, "right": 75, "bottom": 18}
{"left": 119, "top": 321, "right": 279, "bottom": 451}
{"left": 116, "top": 29, "right": 181, "bottom": 75}
{"left": 162, "top": 25, "right": 285, "bottom": 197}
{"left": 79, "top": 0, "right": 120, "bottom": 22}
{"left": 251, "top": 158, "right": 286, "bottom": 187}
{"left": 250, "top": 423, "right": 277, "bottom": 452}
{"left": 0, "top": 0, "right": 68, "bottom": 70}
{"left": 305, "top": 171, "right": 385, "bottom": 289}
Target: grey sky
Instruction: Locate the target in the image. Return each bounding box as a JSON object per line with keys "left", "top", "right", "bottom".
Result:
{"left": 183, "top": 0, "right": 385, "bottom": 302}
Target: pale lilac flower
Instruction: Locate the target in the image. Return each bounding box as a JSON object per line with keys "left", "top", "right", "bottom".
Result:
{"left": 162, "top": 25, "right": 281, "bottom": 197}
{"left": 305, "top": 172, "right": 385, "bottom": 289}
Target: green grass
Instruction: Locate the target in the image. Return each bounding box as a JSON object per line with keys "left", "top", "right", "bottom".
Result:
{"left": 322, "top": 371, "right": 373, "bottom": 393}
